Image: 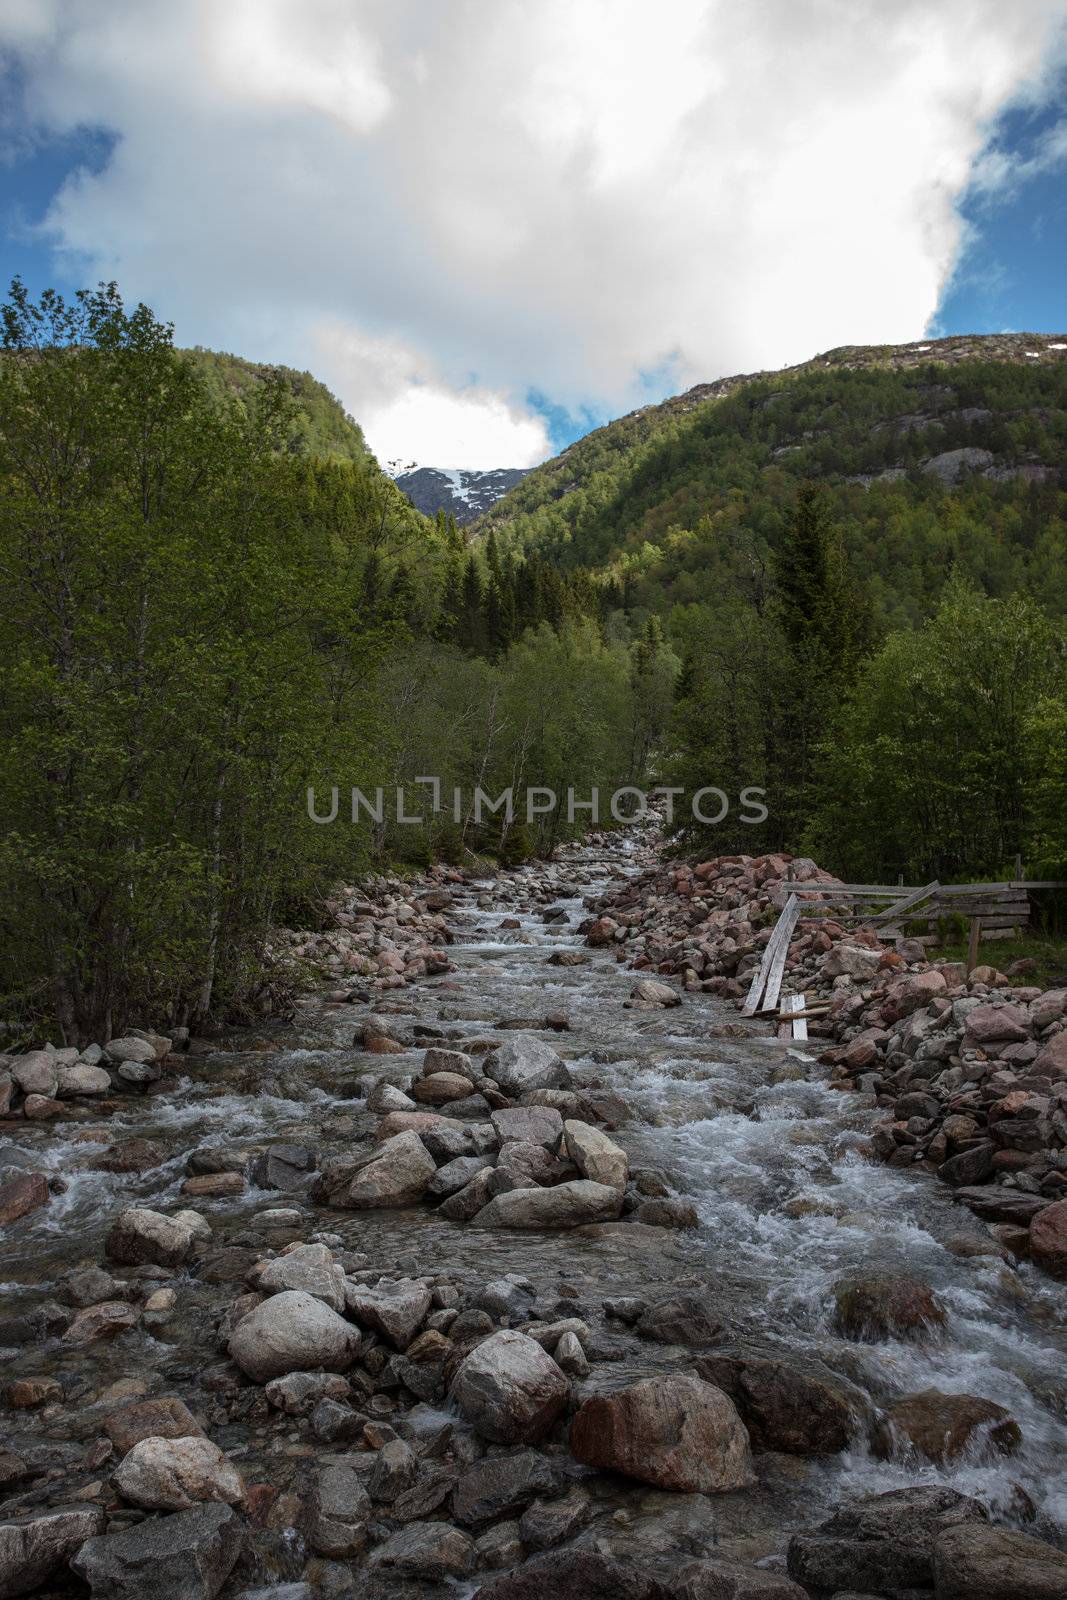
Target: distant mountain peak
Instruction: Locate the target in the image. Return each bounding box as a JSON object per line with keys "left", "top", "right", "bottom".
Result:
{"left": 395, "top": 465, "right": 531, "bottom": 525}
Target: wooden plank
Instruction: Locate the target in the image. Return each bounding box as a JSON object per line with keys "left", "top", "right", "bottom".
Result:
{"left": 762, "top": 899, "right": 799, "bottom": 1016}
{"left": 742, "top": 893, "right": 800, "bottom": 1016}
{"left": 966, "top": 917, "right": 981, "bottom": 976}
{"left": 784, "top": 992, "right": 809, "bottom": 1042}
{"left": 868, "top": 879, "right": 939, "bottom": 927}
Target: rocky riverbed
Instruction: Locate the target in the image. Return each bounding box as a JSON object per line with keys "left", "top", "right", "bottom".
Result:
{"left": 1, "top": 831, "right": 1066, "bottom": 1599}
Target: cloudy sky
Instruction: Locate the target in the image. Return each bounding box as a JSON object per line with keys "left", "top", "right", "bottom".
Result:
{"left": 2, "top": 0, "right": 1067, "bottom": 468}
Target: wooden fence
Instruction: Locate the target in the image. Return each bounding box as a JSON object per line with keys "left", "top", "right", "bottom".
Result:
{"left": 784, "top": 878, "right": 1067, "bottom": 944}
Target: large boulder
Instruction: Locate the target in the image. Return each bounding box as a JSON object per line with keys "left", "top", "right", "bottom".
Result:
{"left": 833, "top": 1274, "right": 946, "bottom": 1340}
{"left": 881, "top": 970, "right": 947, "bottom": 1023}
{"left": 71, "top": 1503, "right": 245, "bottom": 1600}
{"left": 822, "top": 944, "right": 882, "bottom": 981}
{"left": 486, "top": 1036, "right": 571, "bottom": 1096}
{"left": 56, "top": 1063, "right": 112, "bottom": 1097}
{"left": 103, "top": 1397, "right": 205, "bottom": 1455}
{"left": 563, "top": 1121, "right": 628, "bottom": 1190}
{"left": 786, "top": 1485, "right": 986, "bottom": 1593}
{"left": 629, "top": 979, "right": 681, "bottom": 1008}
{"left": 9, "top": 1051, "right": 58, "bottom": 1098}
{"left": 0, "top": 1173, "right": 50, "bottom": 1228}
{"left": 113, "top": 1437, "right": 244, "bottom": 1512}
{"left": 696, "top": 1354, "right": 861, "bottom": 1454}
{"left": 570, "top": 1374, "right": 755, "bottom": 1493}
{"left": 257, "top": 1243, "right": 347, "bottom": 1311}
{"left": 876, "top": 1389, "right": 1021, "bottom": 1464}
{"left": 933, "top": 1522, "right": 1067, "bottom": 1599}
{"left": 1033, "top": 1030, "right": 1067, "bottom": 1078}
{"left": 369, "top": 1520, "right": 473, "bottom": 1581}
{"left": 1029, "top": 1198, "right": 1067, "bottom": 1278}
{"left": 964, "top": 1003, "right": 1029, "bottom": 1044}
{"left": 105, "top": 1208, "right": 209, "bottom": 1268}
{"left": 228, "top": 1289, "right": 360, "bottom": 1382}
{"left": 492, "top": 1106, "right": 564, "bottom": 1148}
{"left": 327, "top": 1130, "right": 436, "bottom": 1208}
{"left": 0, "top": 1506, "right": 103, "bottom": 1598}
{"left": 637, "top": 1293, "right": 721, "bottom": 1347}
{"left": 450, "top": 1329, "right": 569, "bottom": 1443}
{"left": 474, "top": 1180, "right": 622, "bottom": 1230}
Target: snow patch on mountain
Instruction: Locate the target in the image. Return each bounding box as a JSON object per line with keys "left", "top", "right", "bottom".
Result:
{"left": 394, "top": 466, "right": 529, "bottom": 525}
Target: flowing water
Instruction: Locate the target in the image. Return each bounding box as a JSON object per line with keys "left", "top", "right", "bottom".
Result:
{"left": 3, "top": 834, "right": 1067, "bottom": 1574}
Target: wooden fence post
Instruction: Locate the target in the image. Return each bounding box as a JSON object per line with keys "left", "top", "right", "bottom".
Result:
{"left": 966, "top": 917, "right": 981, "bottom": 976}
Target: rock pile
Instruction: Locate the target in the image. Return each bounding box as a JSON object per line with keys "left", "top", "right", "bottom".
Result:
{"left": 583, "top": 850, "right": 1067, "bottom": 1276}
{"left": 277, "top": 867, "right": 462, "bottom": 991}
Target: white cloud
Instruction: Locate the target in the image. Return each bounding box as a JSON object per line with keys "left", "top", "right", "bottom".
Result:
{"left": 312, "top": 320, "right": 550, "bottom": 467}
{"left": 2, "top": 0, "right": 1066, "bottom": 464}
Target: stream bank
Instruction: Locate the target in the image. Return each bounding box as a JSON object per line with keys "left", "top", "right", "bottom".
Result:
{"left": 1, "top": 829, "right": 1066, "bottom": 1599}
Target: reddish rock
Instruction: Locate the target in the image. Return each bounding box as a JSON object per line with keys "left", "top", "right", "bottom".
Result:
{"left": 570, "top": 1374, "right": 755, "bottom": 1493}
{"left": 1030, "top": 1198, "right": 1067, "bottom": 1279}
{"left": 22, "top": 1094, "right": 64, "bottom": 1119}
{"left": 877, "top": 1389, "right": 1021, "bottom": 1464}
{"left": 182, "top": 1172, "right": 246, "bottom": 1198}
{"left": 881, "top": 971, "right": 948, "bottom": 1023}
{"left": 1033, "top": 1030, "right": 1067, "bottom": 1078}
{"left": 0, "top": 1171, "right": 50, "bottom": 1227}
{"left": 365, "top": 1035, "right": 405, "bottom": 1054}
{"left": 833, "top": 1275, "right": 946, "bottom": 1341}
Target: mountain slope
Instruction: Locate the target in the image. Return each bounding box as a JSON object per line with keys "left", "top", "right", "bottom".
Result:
{"left": 474, "top": 332, "right": 1067, "bottom": 629}
{"left": 186, "top": 348, "right": 371, "bottom": 464}
{"left": 396, "top": 466, "right": 530, "bottom": 525}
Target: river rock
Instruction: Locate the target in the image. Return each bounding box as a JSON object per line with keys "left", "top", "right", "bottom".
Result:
{"left": 228, "top": 1289, "right": 360, "bottom": 1381}
{"left": 563, "top": 1120, "right": 628, "bottom": 1189}
{"left": 1033, "top": 1030, "right": 1067, "bottom": 1078}
{"left": 473, "top": 1550, "right": 669, "bottom": 1600}
{"left": 881, "top": 970, "right": 947, "bottom": 1022}
{"left": 875, "top": 1389, "right": 1021, "bottom": 1464}
{"left": 696, "top": 1354, "right": 860, "bottom": 1454}
{"left": 105, "top": 1207, "right": 209, "bottom": 1268}
{"left": 413, "top": 1071, "right": 477, "bottom": 1104}
{"left": 451, "top": 1450, "right": 560, "bottom": 1527}
{"left": 822, "top": 944, "right": 882, "bottom": 981}
{"left": 439, "top": 1167, "right": 496, "bottom": 1220}
{"left": 264, "top": 1372, "right": 351, "bottom": 1416}
{"left": 1029, "top": 1197, "right": 1067, "bottom": 1277}
{"left": 56, "top": 1063, "right": 112, "bottom": 1096}
{"left": 257, "top": 1243, "right": 347, "bottom": 1311}
{"left": 249, "top": 1143, "right": 316, "bottom": 1189}
{"left": 103, "top": 1396, "right": 205, "bottom": 1454}
{"left": 786, "top": 1484, "right": 987, "bottom": 1593}
{"left": 330, "top": 1130, "right": 437, "bottom": 1208}
{"left": 427, "top": 1154, "right": 492, "bottom": 1197}
{"left": 492, "top": 1106, "right": 564, "bottom": 1147}
{"left": 450, "top": 1329, "right": 569, "bottom": 1443}
{"left": 518, "top": 1488, "right": 590, "bottom": 1550}
{"left": 304, "top": 1463, "right": 371, "bottom": 1556}
{"left": 71, "top": 1502, "right": 245, "bottom": 1600}
{"left": 486, "top": 1036, "right": 571, "bottom": 1096}
{"left": 964, "top": 1003, "right": 1029, "bottom": 1044}
{"left": 628, "top": 979, "right": 681, "bottom": 1008}
{"left": 421, "top": 1046, "right": 475, "bottom": 1077}
{"left": 570, "top": 1374, "right": 756, "bottom": 1492}
{"left": 9, "top": 1050, "right": 58, "bottom": 1097}
{"left": 366, "top": 1080, "right": 417, "bottom": 1113}
{"left": 676, "top": 1559, "right": 809, "bottom": 1599}
{"left": 113, "top": 1436, "right": 244, "bottom": 1511}
{"left": 833, "top": 1274, "right": 946, "bottom": 1340}
{"left": 933, "top": 1522, "right": 1067, "bottom": 1599}
{"left": 345, "top": 1277, "right": 432, "bottom": 1348}
{"left": 0, "top": 1506, "right": 104, "bottom": 1598}
{"left": 104, "top": 1035, "right": 158, "bottom": 1064}
{"left": 474, "top": 1180, "right": 622, "bottom": 1230}
{"left": 637, "top": 1293, "right": 721, "bottom": 1346}
{"left": 63, "top": 1300, "right": 139, "bottom": 1343}
{"left": 0, "top": 1172, "right": 50, "bottom": 1227}
{"left": 370, "top": 1520, "right": 473, "bottom": 1580}
{"left": 635, "top": 1197, "right": 699, "bottom": 1228}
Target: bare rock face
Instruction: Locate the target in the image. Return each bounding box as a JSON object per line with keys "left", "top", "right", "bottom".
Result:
{"left": 1028, "top": 1196, "right": 1067, "bottom": 1277}
{"left": 228, "top": 1289, "right": 360, "bottom": 1382}
{"left": 933, "top": 1522, "right": 1067, "bottom": 1600}
{"left": 71, "top": 1502, "right": 245, "bottom": 1600}
{"left": 474, "top": 1180, "right": 623, "bottom": 1230}
{"left": 563, "top": 1120, "right": 628, "bottom": 1190}
{"left": 570, "top": 1374, "right": 756, "bottom": 1493}
{"left": 105, "top": 1207, "right": 209, "bottom": 1268}
{"left": 875, "top": 1389, "right": 1021, "bottom": 1465}
{"left": 486, "top": 1035, "right": 571, "bottom": 1096}
{"left": 0, "top": 1506, "right": 104, "bottom": 1598}
{"left": 113, "top": 1436, "right": 244, "bottom": 1511}
{"left": 450, "top": 1329, "right": 569, "bottom": 1443}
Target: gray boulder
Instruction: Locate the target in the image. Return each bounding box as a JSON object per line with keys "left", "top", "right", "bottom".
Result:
{"left": 228, "top": 1289, "right": 360, "bottom": 1382}
{"left": 0, "top": 1506, "right": 103, "bottom": 1598}
{"left": 257, "top": 1243, "right": 347, "bottom": 1311}
{"left": 71, "top": 1502, "right": 244, "bottom": 1600}
{"left": 303, "top": 1463, "right": 370, "bottom": 1557}
{"left": 450, "top": 1329, "right": 568, "bottom": 1443}
{"left": 344, "top": 1277, "right": 432, "bottom": 1348}
{"left": 486, "top": 1036, "right": 571, "bottom": 1096}
{"left": 474, "top": 1179, "right": 622, "bottom": 1230}
{"left": 787, "top": 1485, "right": 987, "bottom": 1593}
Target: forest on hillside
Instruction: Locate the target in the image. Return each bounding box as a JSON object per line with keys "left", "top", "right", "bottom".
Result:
{"left": 1, "top": 281, "right": 1065, "bottom": 1043}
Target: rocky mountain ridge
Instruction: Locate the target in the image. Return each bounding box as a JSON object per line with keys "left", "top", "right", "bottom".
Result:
{"left": 396, "top": 467, "right": 531, "bottom": 526}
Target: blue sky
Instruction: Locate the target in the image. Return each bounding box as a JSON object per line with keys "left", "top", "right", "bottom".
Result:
{"left": 1, "top": 3, "right": 1066, "bottom": 465}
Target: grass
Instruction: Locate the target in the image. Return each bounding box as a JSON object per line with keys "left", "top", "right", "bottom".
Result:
{"left": 930, "top": 931, "right": 1067, "bottom": 989}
